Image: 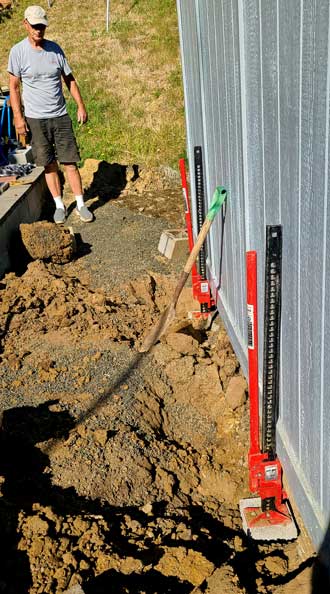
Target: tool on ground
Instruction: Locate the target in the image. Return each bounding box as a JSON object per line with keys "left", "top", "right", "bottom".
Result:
{"left": 239, "top": 226, "right": 298, "bottom": 541}
{"left": 139, "top": 185, "right": 227, "bottom": 352}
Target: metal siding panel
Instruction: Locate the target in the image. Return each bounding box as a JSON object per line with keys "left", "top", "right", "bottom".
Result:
{"left": 176, "top": 0, "right": 204, "bottom": 233}
{"left": 278, "top": 0, "right": 301, "bottom": 460}
{"left": 198, "top": 0, "right": 232, "bottom": 304}
{"left": 323, "top": 148, "right": 330, "bottom": 515}
{"left": 206, "top": 1, "right": 226, "bottom": 297}
{"left": 260, "top": 1, "right": 280, "bottom": 224}
{"left": 221, "top": 0, "right": 245, "bottom": 330}
{"left": 241, "top": 0, "right": 265, "bottom": 362}
{"left": 211, "top": 0, "right": 236, "bottom": 321}
{"left": 243, "top": 0, "right": 265, "bottom": 248}
{"left": 202, "top": 0, "right": 247, "bottom": 344}
{"left": 226, "top": 0, "right": 247, "bottom": 339}
{"left": 219, "top": 0, "right": 238, "bottom": 323}
{"left": 320, "top": 9, "right": 330, "bottom": 520}
{"left": 299, "top": 0, "right": 329, "bottom": 505}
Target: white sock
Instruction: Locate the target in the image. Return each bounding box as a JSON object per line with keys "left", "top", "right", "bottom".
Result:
{"left": 76, "top": 195, "right": 85, "bottom": 210}
{"left": 54, "top": 196, "right": 65, "bottom": 209}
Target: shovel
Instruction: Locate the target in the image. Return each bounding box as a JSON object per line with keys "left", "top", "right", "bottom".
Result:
{"left": 139, "top": 186, "right": 227, "bottom": 352}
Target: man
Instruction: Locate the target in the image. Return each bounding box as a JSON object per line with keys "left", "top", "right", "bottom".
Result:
{"left": 8, "top": 5, "right": 93, "bottom": 224}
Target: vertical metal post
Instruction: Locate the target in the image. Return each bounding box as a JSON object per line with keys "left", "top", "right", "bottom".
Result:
{"left": 106, "top": 0, "right": 110, "bottom": 32}
{"left": 246, "top": 251, "right": 260, "bottom": 456}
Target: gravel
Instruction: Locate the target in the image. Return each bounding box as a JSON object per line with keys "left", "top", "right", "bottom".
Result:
{"left": 65, "top": 200, "right": 184, "bottom": 290}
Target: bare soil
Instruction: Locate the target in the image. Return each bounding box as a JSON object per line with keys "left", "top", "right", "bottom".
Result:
{"left": 0, "top": 162, "right": 319, "bottom": 593}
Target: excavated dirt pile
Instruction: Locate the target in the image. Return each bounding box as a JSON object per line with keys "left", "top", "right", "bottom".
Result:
{"left": 0, "top": 166, "right": 318, "bottom": 593}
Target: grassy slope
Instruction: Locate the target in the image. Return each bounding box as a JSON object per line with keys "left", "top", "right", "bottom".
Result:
{"left": 0, "top": 0, "right": 185, "bottom": 167}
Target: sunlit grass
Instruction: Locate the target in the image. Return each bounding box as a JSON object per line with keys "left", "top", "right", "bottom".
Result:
{"left": 0, "top": 0, "right": 185, "bottom": 168}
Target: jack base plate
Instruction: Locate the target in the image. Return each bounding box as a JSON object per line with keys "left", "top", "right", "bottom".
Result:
{"left": 239, "top": 497, "right": 298, "bottom": 541}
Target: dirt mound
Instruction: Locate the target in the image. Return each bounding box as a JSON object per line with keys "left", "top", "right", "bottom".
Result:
{"left": 0, "top": 258, "right": 315, "bottom": 593}
{"left": 78, "top": 159, "right": 185, "bottom": 226}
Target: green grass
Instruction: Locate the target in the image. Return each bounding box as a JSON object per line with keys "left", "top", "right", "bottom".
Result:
{"left": 0, "top": 0, "right": 185, "bottom": 168}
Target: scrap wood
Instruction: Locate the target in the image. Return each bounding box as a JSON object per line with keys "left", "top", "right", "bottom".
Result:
{"left": 0, "top": 181, "right": 9, "bottom": 194}
{"left": 9, "top": 178, "right": 33, "bottom": 186}
{"left": 0, "top": 175, "right": 18, "bottom": 183}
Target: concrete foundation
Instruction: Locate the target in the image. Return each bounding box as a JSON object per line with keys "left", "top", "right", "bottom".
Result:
{"left": 0, "top": 167, "right": 49, "bottom": 278}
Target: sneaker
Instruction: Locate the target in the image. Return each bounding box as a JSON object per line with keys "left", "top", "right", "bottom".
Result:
{"left": 75, "top": 205, "right": 93, "bottom": 222}
{"left": 54, "top": 206, "right": 67, "bottom": 224}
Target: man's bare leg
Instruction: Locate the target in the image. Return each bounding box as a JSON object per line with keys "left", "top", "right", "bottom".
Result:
{"left": 44, "top": 161, "right": 62, "bottom": 198}
{"left": 63, "top": 162, "right": 83, "bottom": 196}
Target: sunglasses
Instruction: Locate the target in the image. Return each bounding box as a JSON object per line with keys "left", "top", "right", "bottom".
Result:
{"left": 28, "top": 22, "right": 46, "bottom": 31}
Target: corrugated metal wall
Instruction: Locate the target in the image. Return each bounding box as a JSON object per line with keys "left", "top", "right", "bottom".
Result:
{"left": 177, "top": 0, "right": 330, "bottom": 549}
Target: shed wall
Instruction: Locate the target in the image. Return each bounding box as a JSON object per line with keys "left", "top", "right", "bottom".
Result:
{"left": 177, "top": 0, "right": 330, "bottom": 549}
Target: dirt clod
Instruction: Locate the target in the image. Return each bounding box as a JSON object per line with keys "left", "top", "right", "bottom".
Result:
{"left": 20, "top": 221, "right": 76, "bottom": 263}
{"left": 225, "top": 375, "right": 248, "bottom": 410}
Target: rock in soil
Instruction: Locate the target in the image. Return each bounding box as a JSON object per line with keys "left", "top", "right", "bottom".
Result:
{"left": 20, "top": 221, "right": 76, "bottom": 264}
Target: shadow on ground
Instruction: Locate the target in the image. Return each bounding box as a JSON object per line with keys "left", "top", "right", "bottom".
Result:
{"left": 0, "top": 399, "right": 318, "bottom": 594}
{"left": 0, "top": 402, "right": 228, "bottom": 593}
{"left": 84, "top": 161, "right": 139, "bottom": 212}
{"left": 312, "top": 523, "right": 330, "bottom": 592}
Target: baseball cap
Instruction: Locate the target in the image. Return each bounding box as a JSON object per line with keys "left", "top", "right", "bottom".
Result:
{"left": 24, "top": 5, "right": 48, "bottom": 26}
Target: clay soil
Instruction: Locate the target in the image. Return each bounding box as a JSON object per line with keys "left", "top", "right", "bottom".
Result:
{"left": 0, "top": 161, "right": 319, "bottom": 593}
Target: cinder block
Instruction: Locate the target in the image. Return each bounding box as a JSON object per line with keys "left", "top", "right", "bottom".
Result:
{"left": 158, "top": 229, "right": 189, "bottom": 260}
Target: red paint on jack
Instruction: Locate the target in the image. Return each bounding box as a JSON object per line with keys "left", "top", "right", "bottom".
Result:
{"left": 245, "top": 251, "right": 294, "bottom": 531}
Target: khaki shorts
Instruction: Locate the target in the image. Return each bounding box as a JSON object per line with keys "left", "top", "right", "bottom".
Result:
{"left": 26, "top": 114, "right": 80, "bottom": 166}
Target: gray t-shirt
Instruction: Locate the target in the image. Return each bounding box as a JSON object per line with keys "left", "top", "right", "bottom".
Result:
{"left": 8, "top": 37, "right": 72, "bottom": 119}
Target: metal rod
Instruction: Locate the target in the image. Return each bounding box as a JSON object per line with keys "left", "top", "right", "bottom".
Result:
{"left": 106, "top": 0, "right": 110, "bottom": 31}
{"left": 246, "top": 251, "right": 260, "bottom": 456}
{"left": 262, "top": 225, "right": 282, "bottom": 459}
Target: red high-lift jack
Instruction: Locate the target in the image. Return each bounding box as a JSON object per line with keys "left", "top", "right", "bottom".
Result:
{"left": 239, "top": 226, "right": 298, "bottom": 541}
{"left": 179, "top": 151, "right": 215, "bottom": 317}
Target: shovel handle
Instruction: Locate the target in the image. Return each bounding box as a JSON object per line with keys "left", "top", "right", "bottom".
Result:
{"left": 183, "top": 186, "right": 227, "bottom": 275}
{"left": 171, "top": 186, "right": 227, "bottom": 307}
{"left": 172, "top": 218, "right": 212, "bottom": 307}
{"left": 183, "top": 217, "right": 212, "bottom": 274}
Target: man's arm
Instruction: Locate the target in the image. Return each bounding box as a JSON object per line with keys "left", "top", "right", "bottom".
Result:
{"left": 62, "top": 73, "right": 88, "bottom": 124}
{"left": 9, "top": 73, "right": 28, "bottom": 136}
